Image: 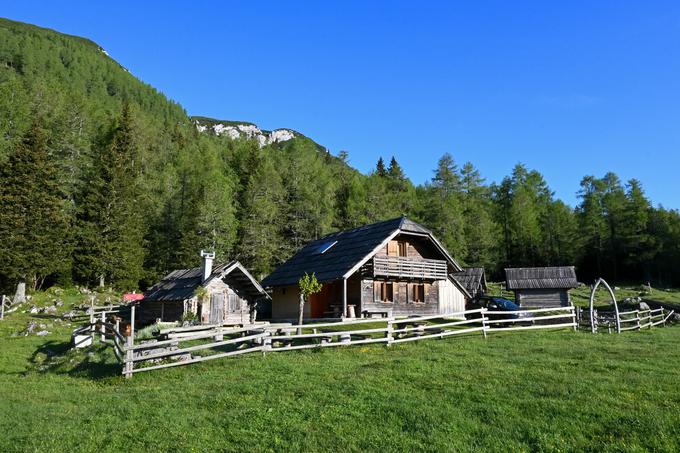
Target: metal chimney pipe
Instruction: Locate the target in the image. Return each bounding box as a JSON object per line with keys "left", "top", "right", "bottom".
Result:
{"left": 200, "top": 250, "right": 215, "bottom": 283}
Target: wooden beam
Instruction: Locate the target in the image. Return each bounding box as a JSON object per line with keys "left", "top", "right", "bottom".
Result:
{"left": 343, "top": 278, "right": 347, "bottom": 318}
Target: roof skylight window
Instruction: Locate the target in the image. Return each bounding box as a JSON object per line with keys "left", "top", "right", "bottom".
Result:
{"left": 316, "top": 240, "right": 338, "bottom": 254}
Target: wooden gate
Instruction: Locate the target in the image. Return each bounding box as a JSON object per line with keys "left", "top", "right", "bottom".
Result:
{"left": 210, "top": 293, "right": 225, "bottom": 324}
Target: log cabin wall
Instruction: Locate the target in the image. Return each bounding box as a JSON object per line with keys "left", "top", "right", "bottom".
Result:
{"left": 200, "top": 278, "right": 251, "bottom": 324}
{"left": 515, "top": 289, "right": 570, "bottom": 308}
{"left": 271, "top": 285, "right": 307, "bottom": 319}
{"left": 360, "top": 278, "right": 440, "bottom": 316}
{"left": 139, "top": 300, "right": 184, "bottom": 324}
{"left": 374, "top": 235, "right": 439, "bottom": 261}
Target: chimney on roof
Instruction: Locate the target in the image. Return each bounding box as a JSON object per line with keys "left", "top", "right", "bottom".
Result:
{"left": 200, "top": 250, "right": 215, "bottom": 283}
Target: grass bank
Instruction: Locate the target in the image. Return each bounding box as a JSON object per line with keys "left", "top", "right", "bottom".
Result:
{"left": 0, "top": 288, "right": 679, "bottom": 451}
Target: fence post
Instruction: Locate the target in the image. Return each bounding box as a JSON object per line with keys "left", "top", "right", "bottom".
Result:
{"left": 635, "top": 310, "right": 640, "bottom": 330}
{"left": 262, "top": 330, "right": 271, "bottom": 356}
{"left": 89, "top": 295, "right": 95, "bottom": 341}
{"left": 386, "top": 319, "right": 393, "bottom": 346}
{"left": 481, "top": 309, "right": 488, "bottom": 339}
{"left": 124, "top": 304, "right": 136, "bottom": 379}
{"left": 100, "top": 311, "right": 106, "bottom": 342}
{"left": 662, "top": 309, "right": 666, "bottom": 327}
{"left": 572, "top": 307, "right": 577, "bottom": 332}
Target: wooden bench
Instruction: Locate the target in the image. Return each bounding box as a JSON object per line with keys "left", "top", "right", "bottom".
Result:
{"left": 362, "top": 309, "right": 392, "bottom": 319}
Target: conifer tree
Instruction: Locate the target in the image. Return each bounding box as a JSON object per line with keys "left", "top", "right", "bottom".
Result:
{"left": 375, "top": 157, "right": 387, "bottom": 177}
{"left": 74, "top": 104, "right": 146, "bottom": 288}
{"left": 0, "top": 121, "right": 71, "bottom": 295}
{"left": 238, "top": 156, "right": 286, "bottom": 278}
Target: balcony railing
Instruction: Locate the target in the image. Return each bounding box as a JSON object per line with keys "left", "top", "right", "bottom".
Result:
{"left": 372, "top": 256, "right": 448, "bottom": 280}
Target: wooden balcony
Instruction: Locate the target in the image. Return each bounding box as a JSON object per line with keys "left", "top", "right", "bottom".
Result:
{"left": 372, "top": 256, "right": 448, "bottom": 280}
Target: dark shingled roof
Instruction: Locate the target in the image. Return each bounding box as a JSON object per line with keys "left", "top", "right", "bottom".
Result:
{"left": 452, "top": 268, "right": 487, "bottom": 295}
{"left": 505, "top": 266, "right": 578, "bottom": 290}
{"left": 261, "top": 216, "right": 462, "bottom": 288}
{"left": 144, "top": 261, "right": 267, "bottom": 302}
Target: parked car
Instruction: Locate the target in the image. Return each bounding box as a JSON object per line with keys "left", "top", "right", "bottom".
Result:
{"left": 467, "top": 296, "right": 533, "bottom": 321}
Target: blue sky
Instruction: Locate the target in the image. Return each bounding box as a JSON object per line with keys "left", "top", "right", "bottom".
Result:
{"left": 5, "top": 1, "right": 680, "bottom": 208}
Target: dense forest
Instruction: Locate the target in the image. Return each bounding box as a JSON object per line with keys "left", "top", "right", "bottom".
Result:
{"left": 1, "top": 18, "right": 679, "bottom": 296}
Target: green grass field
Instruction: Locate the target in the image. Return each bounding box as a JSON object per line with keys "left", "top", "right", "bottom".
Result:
{"left": 0, "top": 288, "right": 679, "bottom": 452}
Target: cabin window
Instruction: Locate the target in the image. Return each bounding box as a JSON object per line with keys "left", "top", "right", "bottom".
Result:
{"left": 409, "top": 283, "right": 428, "bottom": 303}
{"left": 410, "top": 283, "right": 425, "bottom": 303}
{"left": 374, "top": 281, "right": 394, "bottom": 303}
{"left": 387, "top": 240, "right": 408, "bottom": 257}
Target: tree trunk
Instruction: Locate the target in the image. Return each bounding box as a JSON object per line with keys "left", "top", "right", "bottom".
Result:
{"left": 99, "top": 274, "right": 105, "bottom": 288}
{"left": 14, "top": 280, "right": 26, "bottom": 304}
{"left": 297, "top": 292, "right": 305, "bottom": 335}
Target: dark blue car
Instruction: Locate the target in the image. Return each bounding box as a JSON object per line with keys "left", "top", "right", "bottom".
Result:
{"left": 469, "top": 296, "right": 533, "bottom": 321}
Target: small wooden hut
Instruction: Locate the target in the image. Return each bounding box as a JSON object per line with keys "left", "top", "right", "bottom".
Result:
{"left": 141, "top": 251, "right": 269, "bottom": 325}
{"left": 451, "top": 268, "right": 488, "bottom": 301}
{"left": 504, "top": 266, "right": 578, "bottom": 308}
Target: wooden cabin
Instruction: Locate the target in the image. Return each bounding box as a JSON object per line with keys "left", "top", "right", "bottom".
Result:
{"left": 261, "top": 216, "right": 471, "bottom": 320}
{"left": 452, "top": 267, "right": 488, "bottom": 301}
{"left": 141, "top": 252, "right": 269, "bottom": 325}
{"left": 504, "top": 266, "right": 578, "bottom": 308}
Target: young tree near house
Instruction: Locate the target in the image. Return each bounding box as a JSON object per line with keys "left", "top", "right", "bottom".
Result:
{"left": 297, "top": 272, "right": 322, "bottom": 333}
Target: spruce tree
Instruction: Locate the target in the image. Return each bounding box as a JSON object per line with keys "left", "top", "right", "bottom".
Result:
{"left": 376, "top": 157, "right": 387, "bottom": 177}
{"left": 74, "top": 104, "right": 146, "bottom": 288}
{"left": 238, "top": 156, "right": 285, "bottom": 278}
{"left": 0, "top": 121, "right": 71, "bottom": 294}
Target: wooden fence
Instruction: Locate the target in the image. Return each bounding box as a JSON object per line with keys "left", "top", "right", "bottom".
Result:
{"left": 76, "top": 306, "right": 582, "bottom": 378}
{"left": 577, "top": 306, "right": 674, "bottom": 333}
{"left": 485, "top": 306, "right": 577, "bottom": 333}
{"left": 0, "top": 295, "right": 11, "bottom": 320}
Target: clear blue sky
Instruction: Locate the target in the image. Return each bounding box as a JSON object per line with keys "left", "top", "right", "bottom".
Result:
{"left": 5, "top": 1, "right": 680, "bottom": 208}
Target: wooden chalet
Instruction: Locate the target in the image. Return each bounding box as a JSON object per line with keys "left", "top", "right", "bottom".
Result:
{"left": 505, "top": 266, "right": 578, "bottom": 308}
{"left": 261, "top": 216, "right": 471, "bottom": 320}
{"left": 452, "top": 267, "right": 487, "bottom": 300}
{"left": 141, "top": 252, "right": 269, "bottom": 325}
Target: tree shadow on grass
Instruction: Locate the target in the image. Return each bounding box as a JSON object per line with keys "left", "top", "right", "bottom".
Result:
{"left": 28, "top": 339, "right": 123, "bottom": 380}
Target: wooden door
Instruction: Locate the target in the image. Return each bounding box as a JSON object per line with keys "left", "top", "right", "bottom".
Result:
{"left": 310, "top": 284, "right": 331, "bottom": 318}
{"left": 227, "top": 292, "right": 243, "bottom": 323}
{"left": 210, "top": 293, "right": 224, "bottom": 324}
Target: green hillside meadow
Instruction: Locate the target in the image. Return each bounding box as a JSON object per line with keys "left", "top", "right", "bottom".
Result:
{"left": 0, "top": 288, "right": 679, "bottom": 451}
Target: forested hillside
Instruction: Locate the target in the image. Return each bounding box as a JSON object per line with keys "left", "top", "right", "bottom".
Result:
{"left": 1, "top": 17, "right": 679, "bottom": 296}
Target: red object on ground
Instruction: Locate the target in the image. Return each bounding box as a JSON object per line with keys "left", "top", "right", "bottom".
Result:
{"left": 123, "top": 293, "right": 144, "bottom": 302}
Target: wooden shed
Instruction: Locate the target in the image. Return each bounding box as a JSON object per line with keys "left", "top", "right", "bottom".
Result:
{"left": 261, "top": 216, "right": 471, "bottom": 320}
{"left": 505, "top": 266, "right": 578, "bottom": 308}
{"left": 141, "top": 252, "right": 269, "bottom": 325}
{"left": 451, "top": 268, "right": 488, "bottom": 301}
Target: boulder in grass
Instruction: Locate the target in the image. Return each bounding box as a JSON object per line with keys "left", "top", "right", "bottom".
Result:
{"left": 29, "top": 306, "right": 39, "bottom": 314}
{"left": 639, "top": 301, "right": 650, "bottom": 311}
{"left": 36, "top": 330, "right": 49, "bottom": 336}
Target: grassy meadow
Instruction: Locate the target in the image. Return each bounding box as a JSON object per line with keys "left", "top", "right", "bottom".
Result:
{"left": 0, "top": 287, "right": 679, "bottom": 452}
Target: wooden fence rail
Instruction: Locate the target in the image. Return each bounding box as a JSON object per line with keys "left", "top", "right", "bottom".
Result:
{"left": 578, "top": 305, "right": 673, "bottom": 333}
{"left": 76, "top": 305, "right": 622, "bottom": 379}
{"left": 0, "top": 295, "right": 11, "bottom": 320}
